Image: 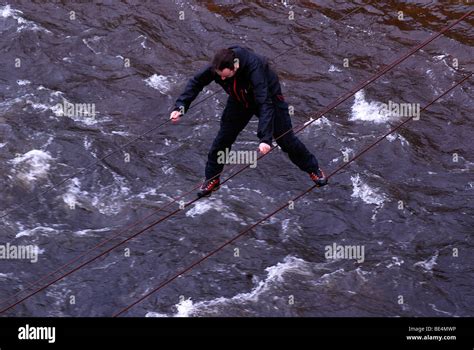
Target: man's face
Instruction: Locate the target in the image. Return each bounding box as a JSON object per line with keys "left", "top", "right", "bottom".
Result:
{"left": 216, "top": 68, "right": 236, "bottom": 80}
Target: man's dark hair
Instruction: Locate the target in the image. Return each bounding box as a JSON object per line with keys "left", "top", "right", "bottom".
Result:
{"left": 212, "top": 48, "right": 235, "bottom": 71}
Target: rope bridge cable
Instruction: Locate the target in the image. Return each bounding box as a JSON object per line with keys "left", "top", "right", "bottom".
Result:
{"left": 0, "top": 10, "right": 470, "bottom": 315}
{"left": 0, "top": 8, "right": 370, "bottom": 307}
{"left": 113, "top": 72, "right": 472, "bottom": 317}
{"left": 0, "top": 151, "right": 247, "bottom": 309}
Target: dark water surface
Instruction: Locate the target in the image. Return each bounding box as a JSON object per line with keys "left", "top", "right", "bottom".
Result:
{"left": 0, "top": 1, "right": 473, "bottom": 317}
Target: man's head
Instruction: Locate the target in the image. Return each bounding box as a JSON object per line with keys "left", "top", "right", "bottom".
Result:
{"left": 212, "top": 48, "right": 239, "bottom": 80}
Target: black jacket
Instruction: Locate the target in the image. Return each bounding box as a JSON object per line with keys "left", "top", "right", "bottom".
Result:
{"left": 173, "top": 46, "right": 282, "bottom": 145}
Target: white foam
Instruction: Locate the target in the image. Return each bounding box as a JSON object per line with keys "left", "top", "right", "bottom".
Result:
{"left": 315, "top": 116, "right": 332, "bottom": 126}
{"left": 185, "top": 199, "right": 244, "bottom": 223}
{"left": 425, "top": 69, "right": 443, "bottom": 95}
{"left": 61, "top": 174, "right": 131, "bottom": 215}
{"left": 62, "top": 178, "right": 81, "bottom": 209}
{"left": 0, "top": 5, "right": 51, "bottom": 33}
{"left": 145, "top": 311, "right": 169, "bottom": 317}
{"left": 136, "top": 35, "right": 147, "bottom": 48}
{"left": 134, "top": 187, "right": 158, "bottom": 199}
{"left": 186, "top": 201, "right": 215, "bottom": 217}
{"left": 83, "top": 137, "right": 92, "bottom": 151}
{"left": 146, "top": 256, "right": 310, "bottom": 317}
{"left": 351, "top": 174, "right": 387, "bottom": 206}
{"left": 280, "top": 218, "right": 302, "bottom": 242}
{"left": 110, "top": 131, "right": 130, "bottom": 136}
{"left": 429, "top": 303, "right": 453, "bottom": 316}
{"left": 16, "top": 226, "right": 58, "bottom": 238}
{"left": 433, "top": 54, "right": 448, "bottom": 61}
{"left": 350, "top": 90, "right": 391, "bottom": 123}
{"left": 328, "top": 65, "right": 342, "bottom": 73}
{"left": 0, "top": 4, "right": 14, "bottom": 17}
{"left": 174, "top": 299, "right": 195, "bottom": 317}
{"left": 305, "top": 116, "right": 331, "bottom": 128}
{"left": 16, "top": 79, "right": 31, "bottom": 86}
{"left": 341, "top": 147, "right": 353, "bottom": 160}
{"left": 0, "top": 272, "right": 13, "bottom": 279}
{"left": 10, "top": 150, "right": 53, "bottom": 183}
{"left": 0, "top": 96, "right": 22, "bottom": 113}
{"left": 161, "top": 165, "right": 174, "bottom": 175}
{"left": 27, "top": 101, "right": 51, "bottom": 112}
{"left": 91, "top": 260, "right": 117, "bottom": 270}
{"left": 386, "top": 256, "right": 404, "bottom": 268}
{"left": 281, "top": 218, "right": 290, "bottom": 234}
{"left": 82, "top": 36, "right": 103, "bottom": 54}
{"left": 74, "top": 227, "right": 113, "bottom": 237}
{"left": 319, "top": 268, "right": 346, "bottom": 282}
{"left": 280, "top": 0, "right": 293, "bottom": 8}
{"left": 414, "top": 251, "right": 438, "bottom": 271}
{"left": 236, "top": 255, "right": 310, "bottom": 300}
{"left": 386, "top": 133, "right": 409, "bottom": 146}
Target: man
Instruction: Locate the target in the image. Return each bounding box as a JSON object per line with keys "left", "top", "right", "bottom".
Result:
{"left": 170, "top": 46, "right": 327, "bottom": 198}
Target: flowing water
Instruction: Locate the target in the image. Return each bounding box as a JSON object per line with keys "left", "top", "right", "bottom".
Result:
{"left": 0, "top": 1, "right": 473, "bottom": 317}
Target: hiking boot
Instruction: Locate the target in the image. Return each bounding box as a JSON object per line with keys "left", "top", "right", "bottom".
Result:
{"left": 309, "top": 168, "right": 328, "bottom": 187}
{"left": 197, "top": 178, "right": 220, "bottom": 198}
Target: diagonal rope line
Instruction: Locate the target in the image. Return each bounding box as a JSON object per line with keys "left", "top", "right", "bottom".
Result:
{"left": 113, "top": 72, "right": 472, "bottom": 317}
{"left": 0, "top": 10, "right": 470, "bottom": 315}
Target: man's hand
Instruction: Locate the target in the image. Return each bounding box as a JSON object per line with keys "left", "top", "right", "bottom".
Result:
{"left": 170, "top": 111, "right": 182, "bottom": 123}
{"left": 258, "top": 142, "right": 271, "bottom": 155}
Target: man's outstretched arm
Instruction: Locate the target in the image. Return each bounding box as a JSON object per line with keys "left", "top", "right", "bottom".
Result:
{"left": 172, "top": 64, "right": 215, "bottom": 116}
{"left": 248, "top": 59, "right": 274, "bottom": 151}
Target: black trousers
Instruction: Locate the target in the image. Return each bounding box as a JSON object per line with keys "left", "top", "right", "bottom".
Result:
{"left": 205, "top": 97, "right": 320, "bottom": 180}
